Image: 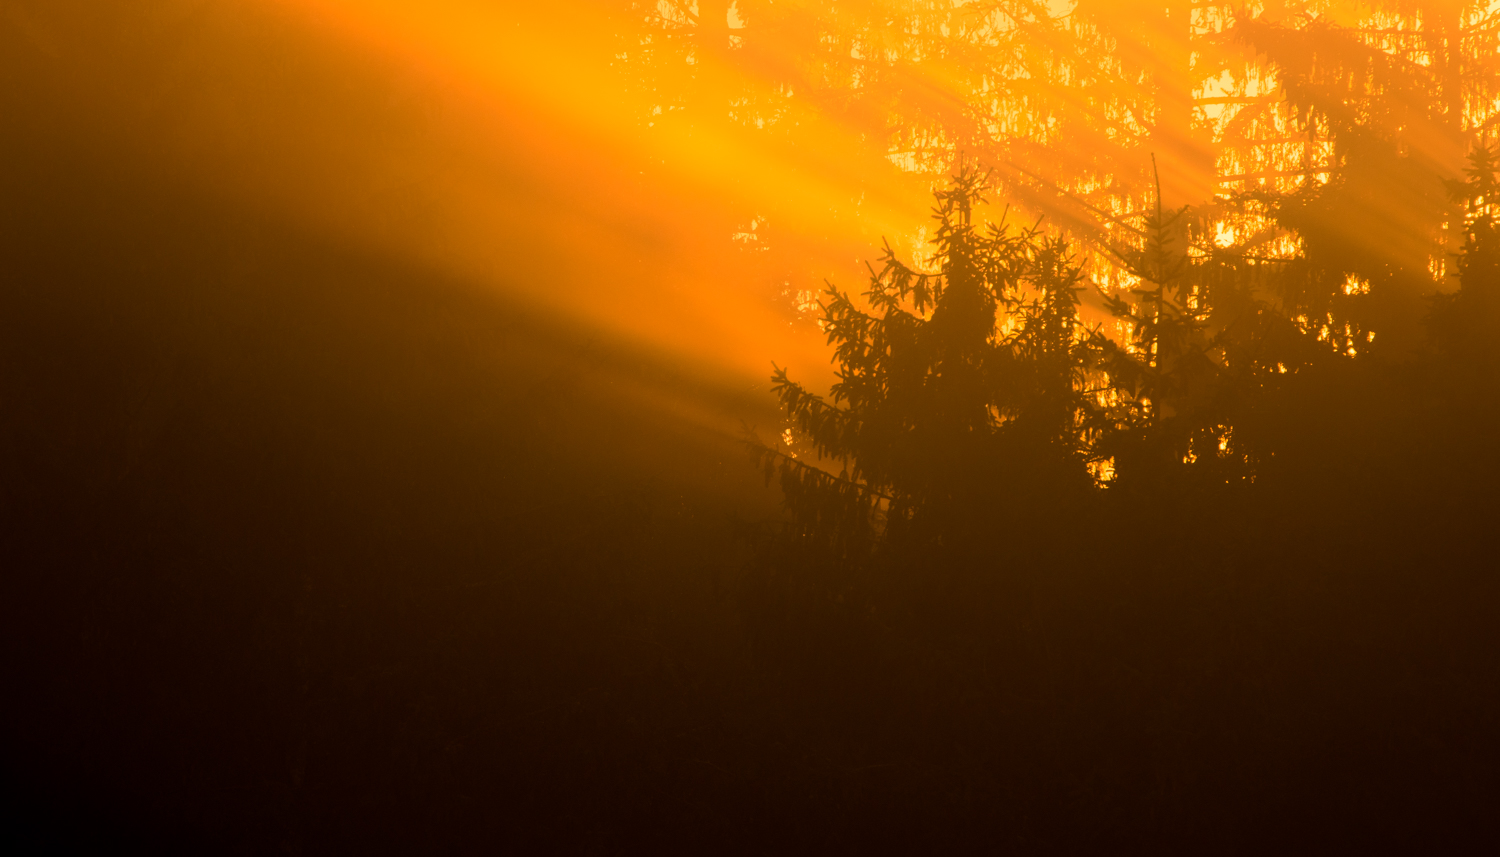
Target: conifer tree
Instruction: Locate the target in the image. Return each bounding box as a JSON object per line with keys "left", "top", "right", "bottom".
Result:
{"left": 1430, "top": 141, "right": 1500, "bottom": 362}
{"left": 751, "top": 168, "right": 1106, "bottom": 557}
{"left": 1090, "top": 160, "right": 1276, "bottom": 485}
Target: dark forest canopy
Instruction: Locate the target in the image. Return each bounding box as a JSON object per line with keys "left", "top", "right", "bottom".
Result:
{"left": 730, "top": 149, "right": 1500, "bottom": 851}
{"left": 753, "top": 146, "right": 1500, "bottom": 554}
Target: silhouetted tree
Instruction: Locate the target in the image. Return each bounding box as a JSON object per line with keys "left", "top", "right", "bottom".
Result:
{"left": 750, "top": 168, "right": 1110, "bottom": 561}
{"left": 1430, "top": 141, "right": 1500, "bottom": 363}
{"left": 752, "top": 161, "right": 1388, "bottom": 561}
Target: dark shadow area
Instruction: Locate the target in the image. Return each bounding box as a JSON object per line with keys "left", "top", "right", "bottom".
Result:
{"left": 0, "top": 125, "right": 777, "bottom": 855}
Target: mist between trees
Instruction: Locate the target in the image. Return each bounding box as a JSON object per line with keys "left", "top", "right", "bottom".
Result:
{"left": 615, "top": 0, "right": 1500, "bottom": 299}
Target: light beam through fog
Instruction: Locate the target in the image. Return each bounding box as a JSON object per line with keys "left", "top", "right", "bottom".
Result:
{"left": 52, "top": 0, "right": 1489, "bottom": 430}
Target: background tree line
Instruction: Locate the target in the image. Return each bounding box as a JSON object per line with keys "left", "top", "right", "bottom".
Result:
{"left": 612, "top": 0, "right": 1500, "bottom": 354}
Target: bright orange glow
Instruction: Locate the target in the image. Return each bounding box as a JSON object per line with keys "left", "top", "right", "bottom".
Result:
{"left": 225, "top": 0, "right": 942, "bottom": 401}
{"left": 68, "top": 0, "right": 1497, "bottom": 435}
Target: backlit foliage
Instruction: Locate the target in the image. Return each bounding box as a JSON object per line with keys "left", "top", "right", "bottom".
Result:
{"left": 754, "top": 143, "right": 1500, "bottom": 561}
{"left": 750, "top": 167, "right": 1290, "bottom": 553}
{"left": 612, "top": 0, "right": 1500, "bottom": 344}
